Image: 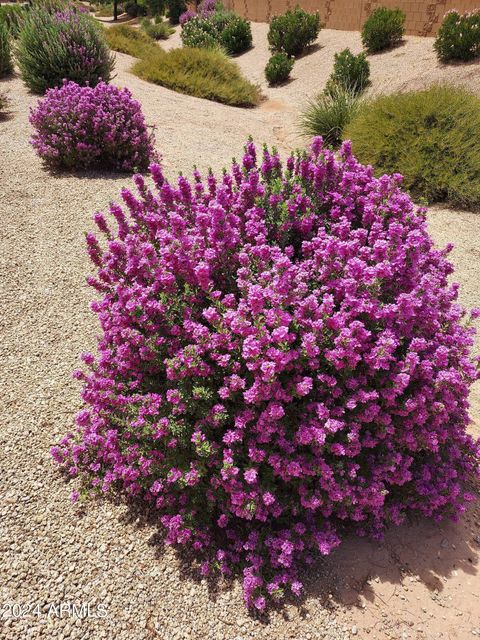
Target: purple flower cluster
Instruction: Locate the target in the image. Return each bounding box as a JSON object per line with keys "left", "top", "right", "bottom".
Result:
{"left": 30, "top": 80, "right": 157, "bottom": 171}
{"left": 180, "top": 0, "right": 219, "bottom": 24}
{"left": 52, "top": 138, "right": 480, "bottom": 609}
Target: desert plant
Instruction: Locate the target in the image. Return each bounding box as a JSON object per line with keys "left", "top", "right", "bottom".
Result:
{"left": 132, "top": 45, "right": 260, "bottom": 106}
{"left": 300, "top": 85, "right": 360, "bottom": 147}
{"left": 265, "top": 51, "right": 293, "bottom": 85}
{"left": 16, "top": 7, "right": 115, "bottom": 93}
{"left": 0, "top": 4, "right": 26, "bottom": 36}
{"left": 167, "top": 0, "right": 186, "bottom": 24}
{"left": 344, "top": 84, "right": 480, "bottom": 209}
{"left": 219, "top": 14, "right": 251, "bottom": 55}
{"left": 141, "top": 17, "right": 174, "bottom": 39}
{"left": 105, "top": 23, "right": 155, "bottom": 57}
{"left": 124, "top": 0, "right": 147, "bottom": 16}
{"left": 30, "top": 79, "right": 156, "bottom": 170}
{"left": 434, "top": 9, "right": 480, "bottom": 62}
{"left": 268, "top": 5, "right": 320, "bottom": 57}
{"left": 52, "top": 136, "right": 479, "bottom": 612}
{"left": 0, "top": 22, "right": 13, "bottom": 77}
{"left": 361, "top": 6, "right": 405, "bottom": 53}
{"left": 179, "top": 9, "right": 196, "bottom": 25}
{"left": 180, "top": 15, "right": 220, "bottom": 49}
{"left": 325, "top": 48, "right": 370, "bottom": 96}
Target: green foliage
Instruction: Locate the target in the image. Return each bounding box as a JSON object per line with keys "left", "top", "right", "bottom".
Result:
{"left": 265, "top": 52, "right": 293, "bottom": 85}
{"left": 132, "top": 46, "right": 260, "bottom": 106}
{"left": 0, "top": 4, "right": 26, "bottom": 37}
{"left": 141, "top": 17, "right": 174, "bottom": 39}
{"left": 268, "top": 5, "right": 320, "bottom": 57}
{"left": 300, "top": 84, "right": 360, "bottom": 148}
{"left": 218, "top": 14, "right": 251, "bottom": 55}
{"left": 105, "top": 23, "right": 155, "bottom": 56}
{"left": 181, "top": 11, "right": 251, "bottom": 55}
{"left": 181, "top": 16, "right": 220, "bottom": 50}
{"left": 344, "top": 85, "right": 480, "bottom": 209}
{"left": 95, "top": 4, "right": 116, "bottom": 17}
{"left": 16, "top": 8, "right": 115, "bottom": 93}
{"left": 361, "top": 7, "right": 405, "bottom": 53}
{"left": 167, "top": 0, "right": 186, "bottom": 24}
{"left": 434, "top": 10, "right": 480, "bottom": 62}
{"left": 0, "top": 22, "right": 13, "bottom": 77}
{"left": 325, "top": 48, "right": 370, "bottom": 96}
{"left": 125, "top": 0, "right": 147, "bottom": 17}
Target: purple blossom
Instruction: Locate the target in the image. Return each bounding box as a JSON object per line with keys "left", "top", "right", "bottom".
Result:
{"left": 53, "top": 137, "right": 480, "bottom": 610}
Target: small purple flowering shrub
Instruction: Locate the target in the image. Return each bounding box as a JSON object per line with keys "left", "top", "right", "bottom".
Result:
{"left": 52, "top": 138, "right": 480, "bottom": 609}
{"left": 16, "top": 7, "right": 114, "bottom": 94}
{"left": 30, "top": 80, "right": 157, "bottom": 171}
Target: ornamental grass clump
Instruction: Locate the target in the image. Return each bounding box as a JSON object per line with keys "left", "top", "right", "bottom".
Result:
{"left": 53, "top": 137, "right": 479, "bottom": 610}
{"left": 17, "top": 7, "right": 114, "bottom": 93}
{"left": 0, "top": 22, "right": 13, "bottom": 77}
{"left": 30, "top": 80, "right": 157, "bottom": 171}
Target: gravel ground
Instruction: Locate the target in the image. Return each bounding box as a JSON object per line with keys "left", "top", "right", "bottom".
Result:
{"left": 1, "top": 24, "right": 480, "bottom": 640}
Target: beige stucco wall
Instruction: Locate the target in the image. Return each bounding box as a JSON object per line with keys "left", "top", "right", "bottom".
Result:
{"left": 223, "top": 0, "right": 480, "bottom": 36}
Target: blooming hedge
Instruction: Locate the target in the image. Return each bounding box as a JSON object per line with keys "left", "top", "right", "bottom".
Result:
{"left": 52, "top": 138, "right": 480, "bottom": 609}
{"left": 30, "top": 80, "right": 157, "bottom": 171}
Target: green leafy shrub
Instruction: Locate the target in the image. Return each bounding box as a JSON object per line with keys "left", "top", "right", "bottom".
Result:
{"left": 132, "top": 46, "right": 260, "bottom": 106}
{"left": 0, "top": 23, "right": 13, "bottom": 77}
{"left": 167, "top": 0, "right": 186, "bottom": 24}
{"left": 141, "top": 17, "right": 174, "bottom": 39}
{"left": 105, "top": 23, "right": 155, "bottom": 57}
{"left": 268, "top": 5, "right": 320, "bottom": 57}
{"left": 125, "top": 0, "right": 147, "bottom": 17}
{"left": 181, "top": 15, "right": 220, "bottom": 49}
{"left": 434, "top": 10, "right": 480, "bottom": 62}
{"left": 325, "top": 48, "right": 370, "bottom": 96}
{"left": 265, "top": 52, "right": 293, "bottom": 85}
{"left": 0, "top": 4, "right": 26, "bottom": 37}
{"left": 16, "top": 8, "right": 115, "bottom": 93}
{"left": 181, "top": 11, "right": 251, "bottom": 55}
{"left": 218, "top": 14, "right": 251, "bottom": 54}
{"left": 361, "top": 7, "right": 405, "bottom": 53}
{"left": 344, "top": 85, "right": 480, "bottom": 208}
{"left": 300, "top": 85, "right": 360, "bottom": 148}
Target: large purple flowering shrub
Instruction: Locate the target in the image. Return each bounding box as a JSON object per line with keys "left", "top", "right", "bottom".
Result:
{"left": 30, "top": 80, "right": 157, "bottom": 171}
{"left": 53, "top": 138, "right": 480, "bottom": 609}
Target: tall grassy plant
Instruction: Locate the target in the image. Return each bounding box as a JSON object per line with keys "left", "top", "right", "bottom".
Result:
{"left": 0, "top": 4, "right": 26, "bottom": 37}
{"left": 17, "top": 8, "right": 114, "bottom": 93}
{"left": 344, "top": 85, "right": 480, "bottom": 209}
{"left": 104, "top": 23, "right": 155, "bottom": 57}
{"left": 132, "top": 46, "right": 260, "bottom": 106}
{"left": 0, "top": 23, "right": 13, "bottom": 77}
{"left": 300, "top": 85, "right": 360, "bottom": 148}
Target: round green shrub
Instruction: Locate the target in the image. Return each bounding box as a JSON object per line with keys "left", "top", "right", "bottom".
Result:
{"left": 344, "top": 85, "right": 480, "bottom": 209}
{"left": 125, "top": 1, "right": 147, "bottom": 17}
{"left": 361, "top": 7, "right": 405, "bottom": 53}
{"left": 167, "top": 0, "right": 186, "bottom": 24}
{"left": 325, "top": 48, "right": 370, "bottom": 96}
{"left": 268, "top": 6, "right": 320, "bottom": 57}
{"left": 180, "top": 15, "right": 220, "bottom": 49}
{"left": 219, "top": 14, "right": 251, "bottom": 55}
{"left": 434, "top": 10, "right": 480, "bottom": 62}
{"left": 0, "top": 22, "right": 13, "bottom": 77}
{"left": 141, "top": 17, "right": 173, "bottom": 39}
{"left": 265, "top": 52, "right": 293, "bottom": 85}
{"left": 16, "top": 7, "right": 115, "bottom": 94}
{"left": 300, "top": 85, "right": 360, "bottom": 148}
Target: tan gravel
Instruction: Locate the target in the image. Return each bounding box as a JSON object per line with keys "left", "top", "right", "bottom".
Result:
{"left": 1, "top": 23, "right": 480, "bottom": 640}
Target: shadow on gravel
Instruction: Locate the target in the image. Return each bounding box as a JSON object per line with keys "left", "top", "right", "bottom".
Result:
{"left": 86, "top": 476, "right": 479, "bottom": 621}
